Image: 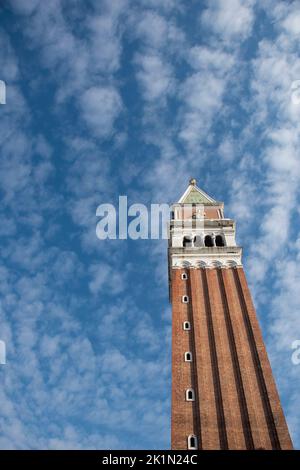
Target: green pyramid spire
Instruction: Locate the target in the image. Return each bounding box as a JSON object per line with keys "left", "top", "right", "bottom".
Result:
{"left": 182, "top": 186, "right": 213, "bottom": 204}
{"left": 178, "top": 179, "right": 217, "bottom": 204}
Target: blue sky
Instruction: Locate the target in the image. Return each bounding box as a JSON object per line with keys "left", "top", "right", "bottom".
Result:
{"left": 0, "top": 0, "right": 300, "bottom": 450}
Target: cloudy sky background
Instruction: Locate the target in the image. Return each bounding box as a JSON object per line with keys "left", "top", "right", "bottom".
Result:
{"left": 0, "top": 0, "right": 300, "bottom": 449}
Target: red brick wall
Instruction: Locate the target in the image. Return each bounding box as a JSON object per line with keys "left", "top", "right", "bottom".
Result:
{"left": 203, "top": 208, "right": 220, "bottom": 219}
{"left": 171, "top": 267, "right": 293, "bottom": 450}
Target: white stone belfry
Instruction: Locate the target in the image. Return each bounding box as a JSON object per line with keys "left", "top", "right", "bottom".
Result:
{"left": 168, "top": 179, "right": 242, "bottom": 270}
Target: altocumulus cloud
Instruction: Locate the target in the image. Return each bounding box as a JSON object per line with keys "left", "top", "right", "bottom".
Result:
{"left": 80, "top": 86, "right": 123, "bottom": 138}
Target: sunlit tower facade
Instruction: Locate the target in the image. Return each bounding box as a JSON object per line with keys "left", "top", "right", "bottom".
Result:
{"left": 168, "top": 179, "right": 293, "bottom": 450}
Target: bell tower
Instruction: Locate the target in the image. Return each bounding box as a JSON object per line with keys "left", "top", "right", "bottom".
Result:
{"left": 168, "top": 179, "right": 293, "bottom": 450}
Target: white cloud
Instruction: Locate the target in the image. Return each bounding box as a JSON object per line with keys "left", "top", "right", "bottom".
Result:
{"left": 176, "top": 43, "right": 238, "bottom": 157}
{"left": 245, "top": 7, "right": 300, "bottom": 281}
{"left": 135, "top": 53, "right": 174, "bottom": 102}
{"left": 282, "top": 12, "right": 300, "bottom": 36}
{"left": 133, "top": 10, "right": 185, "bottom": 53}
{"left": 218, "top": 135, "right": 236, "bottom": 162}
{"left": 87, "top": 14, "right": 123, "bottom": 74}
{"left": 178, "top": 72, "right": 226, "bottom": 150}
{"left": 188, "top": 45, "right": 234, "bottom": 72}
{"left": 88, "top": 263, "right": 126, "bottom": 295}
{"left": 135, "top": 11, "right": 168, "bottom": 48}
{"left": 201, "top": 0, "right": 255, "bottom": 42}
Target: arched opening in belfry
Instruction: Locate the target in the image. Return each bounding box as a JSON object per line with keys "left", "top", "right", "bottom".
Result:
{"left": 183, "top": 236, "right": 193, "bottom": 247}
{"left": 215, "top": 235, "right": 225, "bottom": 247}
{"left": 204, "top": 235, "right": 214, "bottom": 247}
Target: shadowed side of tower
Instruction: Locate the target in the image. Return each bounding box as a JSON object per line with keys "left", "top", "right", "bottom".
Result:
{"left": 168, "top": 179, "right": 293, "bottom": 450}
